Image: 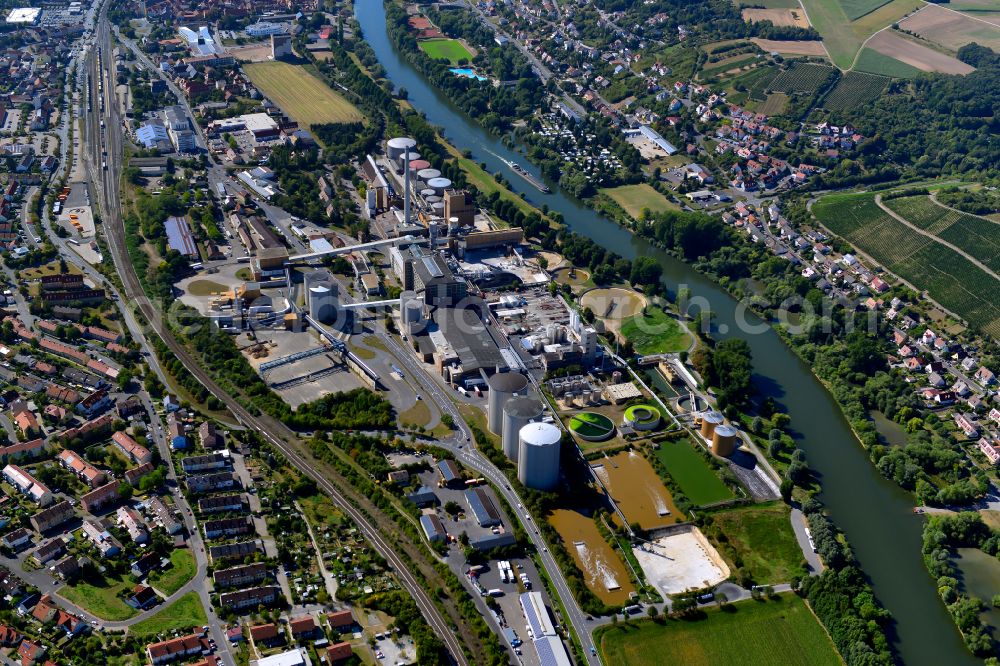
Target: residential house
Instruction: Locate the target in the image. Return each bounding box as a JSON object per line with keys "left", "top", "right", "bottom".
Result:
{"left": 116, "top": 506, "right": 149, "bottom": 543}
{"left": 80, "top": 480, "right": 121, "bottom": 513}
{"left": 219, "top": 585, "right": 280, "bottom": 611}
{"left": 57, "top": 449, "right": 106, "bottom": 488}
{"left": 29, "top": 500, "right": 74, "bottom": 533}
{"left": 146, "top": 633, "right": 203, "bottom": 664}
{"left": 213, "top": 563, "right": 267, "bottom": 589}
{"left": 112, "top": 431, "right": 152, "bottom": 464}
{"left": 82, "top": 519, "right": 122, "bottom": 557}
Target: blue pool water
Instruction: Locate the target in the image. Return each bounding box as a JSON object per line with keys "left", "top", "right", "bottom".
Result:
{"left": 449, "top": 67, "right": 487, "bottom": 81}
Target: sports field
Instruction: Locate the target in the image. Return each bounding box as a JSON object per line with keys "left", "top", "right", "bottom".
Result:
{"left": 799, "top": 0, "right": 925, "bottom": 68}
{"left": 600, "top": 183, "right": 678, "bottom": 220}
{"left": 620, "top": 307, "right": 692, "bottom": 355}
{"left": 243, "top": 61, "right": 363, "bottom": 128}
{"left": 597, "top": 593, "right": 841, "bottom": 666}
{"left": 654, "top": 438, "right": 734, "bottom": 505}
{"left": 418, "top": 38, "right": 475, "bottom": 64}
{"left": 813, "top": 191, "right": 1000, "bottom": 336}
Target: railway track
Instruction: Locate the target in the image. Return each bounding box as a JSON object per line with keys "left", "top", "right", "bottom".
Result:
{"left": 84, "top": 13, "right": 472, "bottom": 665}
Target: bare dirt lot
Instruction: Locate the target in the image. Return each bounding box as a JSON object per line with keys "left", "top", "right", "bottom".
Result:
{"left": 751, "top": 38, "right": 829, "bottom": 56}
{"left": 900, "top": 4, "right": 1000, "bottom": 51}
{"left": 741, "top": 8, "right": 811, "bottom": 28}
{"left": 867, "top": 30, "right": 976, "bottom": 74}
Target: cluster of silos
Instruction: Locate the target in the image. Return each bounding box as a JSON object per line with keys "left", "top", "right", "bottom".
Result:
{"left": 305, "top": 271, "right": 338, "bottom": 324}
{"left": 518, "top": 421, "right": 561, "bottom": 491}
{"left": 699, "top": 410, "right": 738, "bottom": 457}
{"left": 387, "top": 137, "right": 417, "bottom": 164}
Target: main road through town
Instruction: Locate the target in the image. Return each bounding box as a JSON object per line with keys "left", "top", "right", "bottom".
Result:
{"left": 354, "top": 0, "right": 976, "bottom": 662}
{"left": 82, "top": 7, "right": 470, "bottom": 665}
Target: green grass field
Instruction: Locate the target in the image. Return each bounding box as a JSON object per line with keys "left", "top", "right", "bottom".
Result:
{"left": 800, "top": 0, "right": 925, "bottom": 69}
{"left": 853, "top": 48, "right": 922, "bottom": 77}
{"left": 620, "top": 307, "right": 692, "bottom": 355}
{"left": 813, "top": 191, "right": 1000, "bottom": 336}
{"left": 710, "top": 503, "right": 808, "bottom": 584}
{"left": 148, "top": 549, "right": 197, "bottom": 596}
{"left": 129, "top": 592, "right": 207, "bottom": 639}
{"left": 418, "top": 38, "right": 475, "bottom": 64}
{"left": 600, "top": 184, "right": 678, "bottom": 220}
{"left": 597, "top": 593, "right": 841, "bottom": 666}
{"left": 243, "top": 61, "right": 363, "bottom": 128}
{"left": 59, "top": 570, "right": 138, "bottom": 621}
{"left": 654, "top": 438, "right": 734, "bottom": 505}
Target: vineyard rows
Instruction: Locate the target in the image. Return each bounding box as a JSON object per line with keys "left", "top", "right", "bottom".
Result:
{"left": 814, "top": 193, "right": 1000, "bottom": 336}
{"left": 822, "top": 72, "right": 888, "bottom": 111}
{"left": 768, "top": 62, "right": 836, "bottom": 94}
{"left": 885, "top": 196, "right": 1000, "bottom": 273}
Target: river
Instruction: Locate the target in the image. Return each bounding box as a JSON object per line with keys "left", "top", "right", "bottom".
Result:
{"left": 354, "top": 1, "right": 974, "bottom": 662}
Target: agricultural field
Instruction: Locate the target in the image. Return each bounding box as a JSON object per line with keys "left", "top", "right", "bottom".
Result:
{"left": 900, "top": 3, "right": 1000, "bottom": 52}
{"left": 750, "top": 38, "right": 829, "bottom": 57}
{"left": 853, "top": 47, "right": 923, "bottom": 77}
{"left": 741, "top": 7, "right": 810, "bottom": 28}
{"left": 619, "top": 307, "right": 692, "bottom": 355}
{"left": 743, "top": 66, "right": 780, "bottom": 101}
{"left": 757, "top": 92, "right": 790, "bottom": 115}
{"left": 768, "top": 62, "right": 837, "bottom": 93}
{"left": 813, "top": 192, "right": 1000, "bottom": 336}
{"left": 736, "top": 0, "right": 802, "bottom": 7}
{"left": 799, "top": 0, "right": 925, "bottom": 68}
{"left": 418, "top": 37, "right": 475, "bottom": 64}
{"left": 866, "top": 31, "right": 976, "bottom": 74}
{"left": 243, "top": 62, "right": 363, "bottom": 128}
{"left": 597, "top": 593, "right": 841, "bottom": 666}
{"left": 822, "top": 71, "right": 889, "bottom": 109}
{"left": 700, "top": 56, "right": 760, "bottom": 78}
{"left": 883, "top": 195, "right": 1000, "bottom": 273}
{"left": 653, "top": 438, "right": 734, "bottom": 506}
{"left": 600, "top": 184, "right": 678, "bottom": 220}
{"left": 709, "top": 503, "right": 808, "bottom": 584}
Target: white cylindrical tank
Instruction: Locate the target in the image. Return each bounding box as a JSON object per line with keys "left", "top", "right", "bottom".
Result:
{"left": 712, "top": 424, "right": 739, "bottom": 457}
{"left": 402, "top": 299, "right": 423, "bottom": 327}
{"left": 420, "top": 188, "right": 436, "bottom": 198}
{"left": 487, "top": 372, "right": 529, "bottom": 434}
{"left": 431, "top": 202, "right": 445, "bottom": 216}
{"left": 502, "top": 396, "right": 544, "bottom": 461}
{"left": 427, "top": 177, "right": 452, "bottom": 195}
{"left": 700, "top": 411, "right": 725, "bottom": 439}
{"left": 425, "top": 195, "right": 442, "bottom": 204}
{"left": 518, "top": 422, "right": 561, "bottom": 490}
{"left": 308, "top": 283, "right": 337, "bottom": 323}
{"left": 387, "top": 137, "right": 416, "bottom": 161}
{"left": 417, "top": 168, "right": 441, "bottom": 182}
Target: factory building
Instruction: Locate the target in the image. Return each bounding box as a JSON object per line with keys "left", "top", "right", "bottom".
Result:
{"left": 517, "top": 422, "right": 561, "bottom": 491}
{"left": 427, "top": 305, "right": 509, "bottom": 388}
{"left": 389, "top": 245, "right": 467, "bottom": 307}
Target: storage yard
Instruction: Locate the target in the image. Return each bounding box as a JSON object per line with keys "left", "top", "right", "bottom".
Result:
{"left": 633, "top": 525, "right": 729, "bottom": 595}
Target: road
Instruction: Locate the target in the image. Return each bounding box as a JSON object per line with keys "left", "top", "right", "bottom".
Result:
{"left": 82, "top": 9, "right": 470, "bottom": 665}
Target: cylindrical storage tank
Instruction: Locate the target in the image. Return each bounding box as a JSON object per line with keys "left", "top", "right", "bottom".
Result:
{"left": 427, "top": 177, "right": 452, "bottom": 195}
{"left": 712, "top": 424, "right": 739, "bottom": 457}
{"left": 431, "top": 202, "right": 445, "bottom": 216}
{"left": 448, "top": 216, "right": 459, "bottom": 235}
{"left": 425, "top": 195, "right": 442, "bottom": 204}
{"left": 408, "top": 159, "right": 431, "bottom": 173}
{"left": 417, "top": 168, "right": 441, "bottom": 182}
{"left": 419, "top": 188, "right": 436, "bottom": 199}
{"left": 402, "top": 299, "right": 423, "bottom": 327}
{"left": 387, "top": 137, "right": 416, "bottom": 161}
{"left": 487, "top": 372, "right": 529, "bottom": 434}
{"left": 700, "top": 411, "right": 725, "bottom": 439}
{"left": 396, "top": 150, "right": 421, "bottom": 169}
{"left": 308, "top": 284, "right": 337, "bottom": 324}
{"left": 518, "top": 422, "right": 561, "bottom": 491}
{"left": 502, "top": 396, "right": 544, "bottom": 461}
{"left": 612, "top": 370, "right": 622, "bottom": 384}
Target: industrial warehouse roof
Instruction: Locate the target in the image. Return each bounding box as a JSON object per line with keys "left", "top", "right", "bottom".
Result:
{"left": 165, "top": 216, "right": 198, "bottom": 258}
{"left": 465, "top": 487, "right": 501, "bottom": 527}
{"left": 431, "top": 305, "right": 507, "bottom": 375}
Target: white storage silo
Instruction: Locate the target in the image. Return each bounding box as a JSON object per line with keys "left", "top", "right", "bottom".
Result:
{"left": 502, "top": 396, "right": 544, "bottom": 461}
{"left": 420, "top": 188, "right": 436, "bottom": 199}
{"left": 431, "top": 202, "right": 445, "bottom": 216}
{"left": 700, "top": 411, "right": 725, "bottom": 439}
{"left": 488, "top": 372, "right": 529, "bottom": 434}
{"left": 427, "top": 177, "right": 452, "bottom": 196}
{"left": 518, "top": 422, "right": 561, "bottom": 490}
{"left": 712, "top": 424, "right": 739, "bottom": 457}
{"left": 387, "top": 137, "right": 416, "bottom": 162}
{"left": 308, "top": 282, "right": 337, "bottom": 324}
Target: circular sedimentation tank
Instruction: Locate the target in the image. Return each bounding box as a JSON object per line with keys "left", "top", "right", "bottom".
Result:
{"left": 623, "top": 404, "right": 661, "bottom": 431}
{"left": 568, "top": 411, "right": 616, "bottom": 442}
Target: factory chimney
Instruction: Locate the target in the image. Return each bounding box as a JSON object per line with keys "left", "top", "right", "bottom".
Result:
{"left": 403, "top": 150, "right": 411, "bottom": 228}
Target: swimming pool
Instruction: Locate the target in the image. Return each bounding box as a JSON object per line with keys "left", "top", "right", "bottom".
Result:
{"left": 449, "top": 67, "right": 487, "bottom": 81}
